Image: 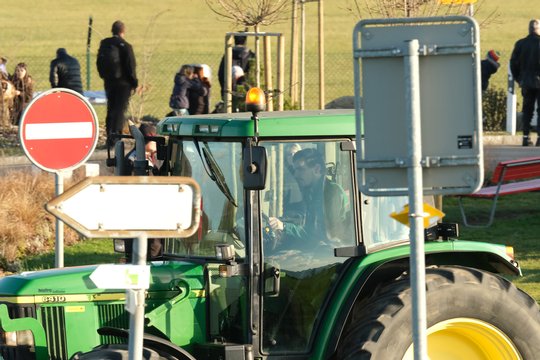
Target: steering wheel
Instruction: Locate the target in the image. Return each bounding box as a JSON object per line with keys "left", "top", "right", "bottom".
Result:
{"left": 261, "top": 213, "right": 278, "bottom": 251}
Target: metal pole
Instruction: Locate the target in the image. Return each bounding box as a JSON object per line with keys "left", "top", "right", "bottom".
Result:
{"left": 404, "top": 39, "right": 427, "bottom": 360}
{"left": 506, "top": 63, "right": 517, "bottom": 135}
{"left": 86, "top": 16, "right": 93, "bottom": 91}
{"left": 128, "top": 233, "right": 148, "bottom": 360}
{"left": 290, "top": 0, "right": 299, "bottom": 105}
{"left": 352, "top": 28, "right": 363, "bottom": 136}
{"left": 55, "top": 172, "right": 64, "bottom": 268}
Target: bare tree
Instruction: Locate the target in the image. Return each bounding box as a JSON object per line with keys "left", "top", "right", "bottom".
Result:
{"left": 344, "top": 0, "right": 499, "bottom": 26}
{"left": 128, "top": 9, "right": 169, "bottom": 123}
{"left": 205, "top": 0, "right": 290, "bottom": 28}
{"left": 205, "top": 0, "right": 291, "bottom": 99}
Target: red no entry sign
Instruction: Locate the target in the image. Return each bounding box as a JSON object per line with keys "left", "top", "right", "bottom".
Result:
{"left": 19, "top": 89, "right": 99, "bottom": 172}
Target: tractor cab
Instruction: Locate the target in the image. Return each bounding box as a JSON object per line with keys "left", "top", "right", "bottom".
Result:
{"left": 104, "top": 94, "right": 428, "bottom": 356}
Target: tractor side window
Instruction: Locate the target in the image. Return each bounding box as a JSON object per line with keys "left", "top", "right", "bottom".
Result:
{"left": 361, "top": 194, "right": 440, "bottom": 249}
{"left": 361, "top": 194, "right": 410, "bottom": 248}
{"left": 260, "top": 140, "right": 356, "bottom": 354}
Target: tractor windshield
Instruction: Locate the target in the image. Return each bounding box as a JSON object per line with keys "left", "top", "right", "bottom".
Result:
{"left": 164, "top": 139, "right": 246, "bottom": 259}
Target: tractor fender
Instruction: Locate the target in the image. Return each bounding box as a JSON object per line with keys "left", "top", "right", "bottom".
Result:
{"left": 319, "top": 247, "right": 520, "bottom": 359}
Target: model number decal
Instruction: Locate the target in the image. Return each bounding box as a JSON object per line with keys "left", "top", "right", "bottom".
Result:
{"left": 41, "top": 296, "right": 67, "bottom": 303}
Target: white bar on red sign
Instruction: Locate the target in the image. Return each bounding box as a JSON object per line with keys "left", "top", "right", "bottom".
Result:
{"left": 25, "top": 122, "right": 94, "bottom": 140}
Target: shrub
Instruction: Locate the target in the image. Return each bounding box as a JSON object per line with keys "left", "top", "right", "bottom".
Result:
{"left": 482, "top": 87, "right": 508, "bottom": 132}
{"left": 0, "top": 171, "right": 80, "bottom": 271}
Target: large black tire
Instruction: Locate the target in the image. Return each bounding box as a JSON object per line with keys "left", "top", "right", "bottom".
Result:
{"left": 337, "top": 265, "right": 540, "bottom": 360}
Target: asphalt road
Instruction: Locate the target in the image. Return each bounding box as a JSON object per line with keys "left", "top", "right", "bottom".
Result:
{"left": 0, "top": 150, "right": 111, "bottom": 176}
{"left": 484, "top": 144, "right": 540, "bottom": 173}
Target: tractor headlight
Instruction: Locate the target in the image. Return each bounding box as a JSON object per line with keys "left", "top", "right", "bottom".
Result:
{"left": 2, "top": 330, "right": 34, "bottom": 347}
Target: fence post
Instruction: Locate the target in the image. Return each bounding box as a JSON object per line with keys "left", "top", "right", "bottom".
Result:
{"left": 86, "top": 16, "right": 93, "bottom": 91}
{"left": 318, "top": 0, "right": 325, "bottom": 109}
{"left": 264, "top": 36, "right": 274, "bottom": 111}
{"left": 225, "top": 34, "right": 233, "bottom": 113}
{"left": 277, "top": 35, "right": 285, "bottom": 111}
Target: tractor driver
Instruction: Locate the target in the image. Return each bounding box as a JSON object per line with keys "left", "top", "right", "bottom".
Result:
{"left": 268, "top": 148, "right": 350, "bottom": 252}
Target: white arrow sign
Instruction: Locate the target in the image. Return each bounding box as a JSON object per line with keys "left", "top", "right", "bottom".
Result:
{"left": 90, "top": 264, "right": 150, "bottom": 290}
{"left": 46, "top": 176, "right": 201, "bottom": 238}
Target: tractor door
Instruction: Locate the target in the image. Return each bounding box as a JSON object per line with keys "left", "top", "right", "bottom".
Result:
{"left": 258, "top": 139, "right": 358, "bottom": 355}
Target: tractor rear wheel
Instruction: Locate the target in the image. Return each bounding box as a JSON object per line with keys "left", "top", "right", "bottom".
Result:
{"left": 338, "top": 265, "right": 540, "bottom": 360}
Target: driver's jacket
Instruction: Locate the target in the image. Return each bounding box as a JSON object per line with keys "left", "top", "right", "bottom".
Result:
{"left": 279, "top": 178, "right": 349, "bottom": 250}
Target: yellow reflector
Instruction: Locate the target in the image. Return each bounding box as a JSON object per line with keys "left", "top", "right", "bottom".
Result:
{"left": 505, "top": 246, "right": 515, "bottom": 260}
{"left": 390, "top": 203, "right": 445, "bottom": 227}
{"left": 245, "top": 87, "right": 266, "bottom": 112}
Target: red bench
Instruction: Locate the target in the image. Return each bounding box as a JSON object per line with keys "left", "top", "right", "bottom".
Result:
{"left": 457, "top": 156, "right": 540, "bottom": 227}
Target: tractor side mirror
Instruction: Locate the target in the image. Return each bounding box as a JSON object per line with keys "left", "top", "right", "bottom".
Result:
{"left": 243, "top": 145, "right": 267, "bottom": 190}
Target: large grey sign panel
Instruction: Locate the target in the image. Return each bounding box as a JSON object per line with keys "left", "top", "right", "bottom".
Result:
{"left": 354, "top": 17, "right": 483, "bottom": 196}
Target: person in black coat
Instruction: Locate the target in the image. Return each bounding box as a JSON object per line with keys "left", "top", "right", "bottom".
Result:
{"left": 218, "top": 32, "right": 255, "bottom": 100}
{"left": 169, "top": 64, "right": 204, "bottom": 116}
{"left": 97, "top": 20, "right": 139, "bottom": 148}
{"left": 49, "top": 48, "right": 83, "bottom": 94}
{"left": 188, "top": 64, "right": 211, "bottom": 115}
{"left": 510, "top": 19, "right": 540, "bottom": 146}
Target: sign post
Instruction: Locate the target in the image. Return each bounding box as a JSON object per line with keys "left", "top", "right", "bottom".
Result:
{"left": 128, "top": 233, "right": 148, "bottom": 360}
{"left": 353, "top": 16, "right": 482, "bottom": 359}
{"left": 46, "top": 175, "right": 201, "bottom": 360}
{"left": 19, "top": 88, "right": 99, "bottom": 268}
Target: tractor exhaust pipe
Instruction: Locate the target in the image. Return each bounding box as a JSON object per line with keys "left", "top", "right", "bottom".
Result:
{"left": 129, "top": 121, "right": 148, "bottom": 176}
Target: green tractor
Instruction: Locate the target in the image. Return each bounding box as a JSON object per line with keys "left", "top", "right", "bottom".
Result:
{"left": 0, "top": 102, "right": 540, "bottom": 359}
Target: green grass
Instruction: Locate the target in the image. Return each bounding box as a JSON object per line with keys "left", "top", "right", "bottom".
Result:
{"left": 443, "top": 192, "right": 540, "bottom": 302}
{"left": 21, "top": 238, "right": 122, "bottom": 271}
{"left": 0, "top": 0, "right": 531, "bottom": 118}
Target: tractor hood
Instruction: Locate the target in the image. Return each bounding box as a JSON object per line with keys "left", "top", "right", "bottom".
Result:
{"left": 0, "top": 261, "right": 205, "bottom": 297}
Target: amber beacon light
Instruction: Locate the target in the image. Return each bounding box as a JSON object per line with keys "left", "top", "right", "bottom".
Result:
{"left": 245, "top": 87, "right": 266, "bottom": 113}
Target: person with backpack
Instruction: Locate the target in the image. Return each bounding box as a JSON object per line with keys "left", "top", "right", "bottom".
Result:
{"left": 49, "top": 48, "right": 83, "bottom": 94}
{"left": 97, "top": 20, "right": 138, "bottom": 148}
{"left": 217, "top": 32, "right": 255, "bottom": 101}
